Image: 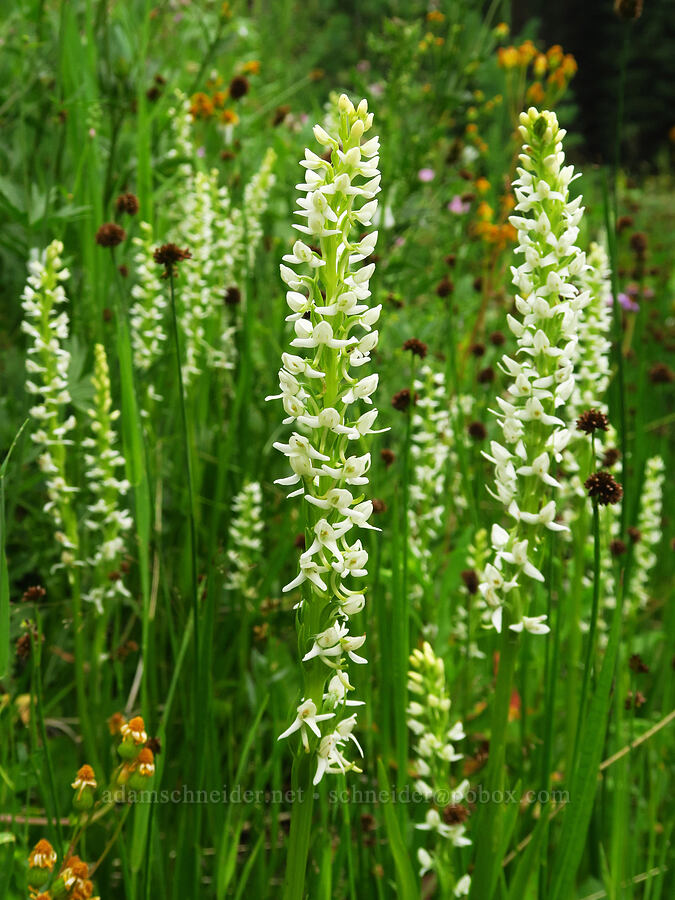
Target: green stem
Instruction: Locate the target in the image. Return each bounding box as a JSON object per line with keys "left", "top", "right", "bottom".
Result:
{"left": 282, "top": 753, "right": 316, "bottom": 900}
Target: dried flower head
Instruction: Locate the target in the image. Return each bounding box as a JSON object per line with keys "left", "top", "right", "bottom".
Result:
{"left": 223, "top": 285, "right": 241, "bottom": 306}
{"left": 229, "top": 75, "right": 250, "bottom": 100}
{"left": 153, "top": 243, "right": 192, "bottom": 278}
{"left": 392, "top": 389, "right": 416, "bottom": 412}
{"left": 22, "top": 585, "right": 46, "bottom": 603}
{"left": 610, "top": 538, "right": 627, "bottom": 557}
{"left": 461, "top": 569, "right": 479, "bottom": 594}
{"left": 115, "top": 193, "right": 139, "bottom": 216}
{"left": 435, "top": 277, "right": 454, "bottom": 297}
{"left": 584, "top": 470, "right": 623, "bottom": 506}
{"left": 629, "top": 231, "right": 648, "bottom": 258}
{"left": 648, "top": 362, "right": 674, "bottom": 384}
{"left": 403, "top": 338, "right": 428, "bottom": 359}
{"left": 95, "top": 222, "right": 126, "bottom": 248}
{"left": 629, "top": 653, "right": 649, "bottom": 674}
{"left": 602, "top": 447, "right": 621, "bottom": 468}
{"left": 614, "top": 0, "right": 644, "bottom": 19}
{"left": 108, "top": 712, "right": 125, "bottom": 735}
{"left": 467, "top": 421, "right": 487, "bottom": 441}
{"left": 627, "top": 526, "right": 642, "bottom": 543}
{"left": 576, "top": 408, "right": 609, "bottom": 434}
{"left": 16, "top": 632, "right": 32, "bottom": 660}
{"left": 380, "top": 448, "right": 395, "bottom": 468}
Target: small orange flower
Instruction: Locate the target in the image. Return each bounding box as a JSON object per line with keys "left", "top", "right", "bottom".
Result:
{"left": 534, "top": 53, "right": 548, "bottom": 77}
{"left": 190, "top": 92, "right": 214, "bottom": 119}
{"left": 518, "top": 40, "right": 537, "bottom": 66}
{"left": 72, "top": 764, "right": 97, "bottom": 790}
{"left": 498, "top": 46, "right": 520, "bottom": 69}
{"left": 527, "top": 82, "right": 545, "bottom": 104}
{"left": 212, "top": 91, "right": 227, "bottom": 109}
{"left": 242, "top": 60, "right": 260, "bottom": 75}
{"left": 136, "top": 747, "right": 156, "bottom": 777}
{"left": 220, "top": 108, "right": 239, "bottom": 125}
{"left": 309, "top": 68, "right": 325, "bottom": 82}
{"left": 108, "top": 712, "right": 125, "bottom": 735}
{"left": 121, "top": 716, "right": 147, "bottom": 745}
{"left": 427, "top": 9, "right": 445, "bottom": 22}
{"left": 494, "top": 22, "right": 509, "bottom": 39}
{"left": 475, "top": 177, "right": 490, "bottom": 194}
{"left": 477, "top": 201, "right": 493, "bottom": 221}
{"left": 562, "top": 54, "right": 577, "bottom": 77}
{"left": 28, "top": 839, "right": 56, "bottom": 870}
{"left": 547, "top": 44, "right": 564, "bottom": 67}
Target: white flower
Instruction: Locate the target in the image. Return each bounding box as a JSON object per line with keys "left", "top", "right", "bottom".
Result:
{"left": 277, "top": 700, "right": 335, "bottom": 752}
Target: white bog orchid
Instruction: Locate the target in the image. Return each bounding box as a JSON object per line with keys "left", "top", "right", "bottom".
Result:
{"left": 479, "top": 108, "right": 587, "bottom": 635}
{"left": 269, "top": 94, "right": 381, "bottom": 782}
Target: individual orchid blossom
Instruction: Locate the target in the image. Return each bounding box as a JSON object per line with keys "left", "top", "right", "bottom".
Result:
{"left": 270, "top": 94, "right": 381, "bottom": 784}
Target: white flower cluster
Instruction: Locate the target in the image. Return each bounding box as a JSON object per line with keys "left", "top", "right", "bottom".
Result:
{"left": 81, "top": 343, "right": 133, "bottom": 613}
{"left": 130, "top": 221, "right": 167, "bottom": 402}
{"left": 479, "top": 108, "right": 590, "bottom": 635}
{"left": 130, "top": 92, "right": 276, "bottom": 388}
{"left": 571, "top": 241, "right": 612, "bottom": 418}
{"left": 226, "top": 481, "right": 264, "bottom": 602}
{"left": 629, "top": 456, "right": 665, "bottom": 612}
{"left": 243, "top": 147, "right": 277, "bottom": 267}
{"left": 408, "top": 643, "right": 471, "bottom": 892}
{"left": 21, "top": 240, "right": 80, "bottom": 569}
{"left": 270, "top": 93, "right": 383, "bottom": 784}
{"left": 409, "top": 366, "right": 452, "bottom": 573}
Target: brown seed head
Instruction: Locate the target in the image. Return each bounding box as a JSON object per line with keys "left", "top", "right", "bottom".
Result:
{"left": 95, "top": 222, "right": 126, "bottom": 248}
{"left": 435, "top": 277, "right": 454, "bottom": 297}
{"left": 229, "top": 75, "right": 250, "bottom": 100}
{"left": 380, "top": 448, "right": 395, "bottom": 468}
{"left": 402, "top": 338, "right": 427, "bottom": 359}
{"left": 576, "top": 408, "right": 609, "bottom": 434}
{"left": 115, "top": 192, "right": 139, "bottom": 216}
{"left": 584, "top": 471, "right": 623, "bottom": 506}
{"left": 461, "top": 569, "right": 479, "bottom": 595}
{"left": 602, "top": 447, "right": 620, "bottom": 468}
{"left": 467, "top": 421, "right": 487, "bottom": 441}
{"left": 391, "top": 389, "right": 416, "bottom": 412}
{"left": 610, "top": 539, "right": 627, "bottom": 557}
{"left": 629, "top": 653, "right": 649, "bottom": 674}
{"left": 153, "top": 243, "right": 192, "bottom": 278}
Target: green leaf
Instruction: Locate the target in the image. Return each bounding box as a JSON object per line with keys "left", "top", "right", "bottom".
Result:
{"left": 0, "top": 420, "right": 28, "bottom": 678}
{"left": 376, "top": 759, "right": 418, "bottom": 900}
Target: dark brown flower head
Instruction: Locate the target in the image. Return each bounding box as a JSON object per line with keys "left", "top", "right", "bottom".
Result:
{"left": 435, "top": 277, "right": 454, "bottom": 297}
{"left": 95, "top": 222, "right": 126, "bottom": 248}
{"left": 16, "top": 632, "right": 32, "bottom": 661}
{"left": 294, "top": 533, "right": 306, "bottom": 550}
{"left": 146, "top": 736, "right": 162, "bottom": 755}
{"left": 472, "top": 276, "right": 483, "bottom": 292}
{"left": 229, "top": 75, "right": 249, "bottom": 100}
{"left": 477, "top": 366, "right": 494, "bottom": 385}
{"left": 627, "top": 526, "right": 641, "bottom": 543}
{"left": 467, "top": 421, "right": 487, "bottom": 441}
{"left": 614, "top": 0, "right": 643, "bottom": 19}
{"left": 221, "top": 150, "right": 236, "bottom": 161}
{"left": 146, "top": 85, "right": 162, "bottom": 102}
{"left": 584, "top": 471, "right": 623, "bottom": 506}
{"left": 442, "top": 803, "right": 470, "bottom": 825}
{"left": 115, "top": 193, "right": 139, "bottom": 216}
{"left": 489, "top": 330, "right": 505, "bottom": 346}
{"left": 272, "top": 104, "right": 291, "bottom": 126}
{"left": 461, "top": 569, "right": 479, "bottom": 595}
{"left": 391, "top": 389, "right": 416, "bottom": 412}
{"left": 224, "top": 286, "right": 241, "bottom": 306}
{"left": 380, "top": 448, "right": 395, "bottom": 468}
{"left": 102, "top": 308, "right": 113, "bottom": 323}
{"left": 602, "top": 447, "right": 620, "bottom": 469}
{"left": 629, "top": 231, "right": 648, "bottom": 258}
{"left": 610, "top": 539, "right": 626, "bottom": 557}
{"left": 445, "top": 254, "right": 456, "bottom": 267}
{"left": 153, "top": 243, "right": 192, "bottom": 278}
{"left": 22, "top": 585, "right": 46, "bottom": 603}
{"left": 469, "top": 342, "right": 485, "bottom": 358}
{"left": 624, "top": 690, "right": 646, "bottom": 710}
{"left": 386, "top": 291, "right": 404, "bottom": 308}
{"left": 628, "top": 653, "right": 649, "bottom": 674}
{"left": 402, "top": 338, "right": 427, "bottom": 359}
{"left": 372, "top": 498, "right": 387, "bottom": 514}
{"left": 648, "top": 362, "right": 674, "bottom": 384}
{"left": 118, "top": 264, "right": 129, "bottom": 278}
{"left": 576, "top": 408, "right": 609, "bottom": 434}
{"left": 616, "top": 215, "right": 634, "bottom": 233}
